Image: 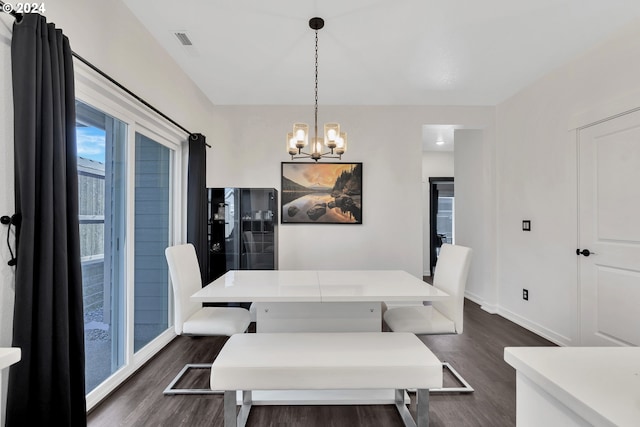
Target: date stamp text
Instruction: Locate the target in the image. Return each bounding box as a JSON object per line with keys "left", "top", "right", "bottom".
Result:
{"left": 2, "top": 3, "right": 46, "bottom": 14}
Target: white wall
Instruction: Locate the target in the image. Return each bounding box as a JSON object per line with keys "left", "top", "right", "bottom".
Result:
{"left": 455, "top": 130, "right": 494, "bottom": 305}
{"left": 495, "top": 18, "right": 640, "bottom": 345}
{"left": 421, "top": 151, "right": 454, "bottom": 276}
{"left": 208, "top": 106, "right": 495, "bottom": 280}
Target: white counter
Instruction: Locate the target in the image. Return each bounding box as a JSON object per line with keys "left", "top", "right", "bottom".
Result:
{"left": 1, "top": 348, "right": 21, "bottom": 425}
{"left": 504, "top": 347, "right": 640, "bottom": 427}
{"left": 0, "top": 348, "right": 20, "bottom": 370}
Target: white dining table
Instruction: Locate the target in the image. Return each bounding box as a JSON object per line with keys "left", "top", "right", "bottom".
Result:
{"left": 192, "top": 269, "right": 448, "bottom": 333}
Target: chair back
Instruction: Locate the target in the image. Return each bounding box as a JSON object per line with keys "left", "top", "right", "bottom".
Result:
{"left": 165, "top": 243, "right": 203, "bottom": 335}
{"left": 432, "top": 244, "right": 473, "bottom": 334}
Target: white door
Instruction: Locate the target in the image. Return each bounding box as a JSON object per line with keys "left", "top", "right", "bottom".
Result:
{"left": 578, "top": 109, "right": 640, "bottom": 346}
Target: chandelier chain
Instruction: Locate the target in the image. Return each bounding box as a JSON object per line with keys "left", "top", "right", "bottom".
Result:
{"left": 314, "top": 29, "right": 319, "bottom": 142}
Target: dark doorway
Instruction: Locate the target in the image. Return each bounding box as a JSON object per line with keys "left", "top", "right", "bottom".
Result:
{"left": 429, "top": 177, "right": 454, "bottom": 276}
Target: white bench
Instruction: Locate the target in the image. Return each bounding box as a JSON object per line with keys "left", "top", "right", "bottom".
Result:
{"left": 210, "top": 332, "right": 443, "bottom": 427}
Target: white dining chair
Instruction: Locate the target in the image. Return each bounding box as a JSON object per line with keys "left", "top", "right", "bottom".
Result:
{"left": 163, "top": 243, "right": 251, "bottom": 395}
{"left": 383, "top": 243, "right": 474, "bottom": 393}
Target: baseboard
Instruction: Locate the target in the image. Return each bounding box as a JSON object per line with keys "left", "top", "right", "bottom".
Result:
{"left": 463, "top": 292, "right": 571, "bottom": 346}
{"left": 496, "top": 307, "right": 572, "bottom": 347}
{"left": 479, "top": 303, "right": 498, "bottom": 315}
{"left": 463, "top": 290, "right": 482, "bottom": 304}
{"left": 464, "top": 291, "right": 498, "bottom": 313}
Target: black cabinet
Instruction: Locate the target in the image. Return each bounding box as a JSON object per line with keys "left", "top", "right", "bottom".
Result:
{"left": 207, "top": 188, "right": 278, "bottom": 282}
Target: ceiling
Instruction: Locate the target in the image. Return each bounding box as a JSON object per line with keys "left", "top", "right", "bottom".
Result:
{"left": 121, "top": 0, "right": 640, "bottom": 150}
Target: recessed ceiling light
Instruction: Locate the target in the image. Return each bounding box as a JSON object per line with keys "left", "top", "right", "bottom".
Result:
{"left": 436, "top": 140, "right": 445, "bottom": 145}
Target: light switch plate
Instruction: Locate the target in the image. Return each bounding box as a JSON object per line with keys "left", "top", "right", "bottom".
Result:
{"left": 522, "top": 220, "right": 531, "bottom": 231}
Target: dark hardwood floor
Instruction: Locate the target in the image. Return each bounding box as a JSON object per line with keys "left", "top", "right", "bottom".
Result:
{"left": 87, "top": 299, "right": 554, "bottom": 427}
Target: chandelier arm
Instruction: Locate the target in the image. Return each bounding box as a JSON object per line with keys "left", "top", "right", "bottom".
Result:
{"left": 290, "top": 154, "right": 341, "bottom": 162}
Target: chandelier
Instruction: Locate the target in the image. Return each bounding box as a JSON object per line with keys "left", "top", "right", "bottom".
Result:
{"left": 287, "top": 17, "right": 347, "bottom": 161}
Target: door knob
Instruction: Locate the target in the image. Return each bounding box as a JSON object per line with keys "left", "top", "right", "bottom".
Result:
{"left": 576, "top": 249, "right": 595, "bottom": 257}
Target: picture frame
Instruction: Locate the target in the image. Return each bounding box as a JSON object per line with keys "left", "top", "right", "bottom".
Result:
{"left": 281, "top": 162, "right": 362, "bottom": 224}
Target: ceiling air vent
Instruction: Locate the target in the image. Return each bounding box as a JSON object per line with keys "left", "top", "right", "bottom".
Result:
{"left": 174, "top": 32, "right": 193, "bottom": 46}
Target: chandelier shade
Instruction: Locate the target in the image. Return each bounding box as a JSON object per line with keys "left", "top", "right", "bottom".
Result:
{"left": 287, "top": 17, "right": 348, "bottom": 161}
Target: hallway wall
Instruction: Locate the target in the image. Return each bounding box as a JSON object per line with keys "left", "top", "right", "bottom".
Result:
{"left": 495, "top": 17, "right": 640, "bottom": 345}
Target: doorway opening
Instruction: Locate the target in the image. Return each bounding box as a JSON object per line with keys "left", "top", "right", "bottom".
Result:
{"left": 429, "top": 177, "right": 454, "bottom": 276}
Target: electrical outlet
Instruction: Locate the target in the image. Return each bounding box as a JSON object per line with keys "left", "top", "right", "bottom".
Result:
{"left": 523, "top": 289, "right": 529, "bottom": 301}
{"left": 522, "top": 220, "right": 531, "bottom": 231}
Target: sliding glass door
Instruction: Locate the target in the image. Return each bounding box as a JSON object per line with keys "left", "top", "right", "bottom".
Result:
{"left": 76, "top": 98, "right": 181, "bottom": 399}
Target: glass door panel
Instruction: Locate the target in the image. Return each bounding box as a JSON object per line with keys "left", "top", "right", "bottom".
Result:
{"left": 133, "top": 132, "right": 171, "bottom": 352}
{"left": 76, "top": 101, "right": 127, "bottom": 393}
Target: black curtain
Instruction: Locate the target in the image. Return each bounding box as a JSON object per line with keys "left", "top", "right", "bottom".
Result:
{"left": 187, "top": 133, "right": 209, "bottom": 284}
{"left": 7, "top": 14, "right": 86, "bottom": 426}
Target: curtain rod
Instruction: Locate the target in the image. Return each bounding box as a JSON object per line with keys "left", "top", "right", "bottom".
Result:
{"left": 1, "top": 3, "right": 211, "bottom": 147}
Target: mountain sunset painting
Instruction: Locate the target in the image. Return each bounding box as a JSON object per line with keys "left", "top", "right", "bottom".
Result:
{"left": 281, "top": 162, "right": 362, "bottom": 224}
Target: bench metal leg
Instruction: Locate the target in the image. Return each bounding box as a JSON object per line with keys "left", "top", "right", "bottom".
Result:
{"left": 395, "top": 389, "right": 416, "bottom": 427}
{"left": 163, "top": 363, "right": 223, "bottom": 395}
{"left": 395, "top": 388, "right": 429, "bottom": 427}
{"left": 429, "top": 362, "right": 474, "bottom": 393}
{"left": 416, "top": 388, "right": 429, "bottom": 427}
{"left": 237, "top": 390, "right": 252, "bottom": 427}
{"left": 224, "top": 390, "right": 252, "bottom": 427}
{"left": 224, "top": 391, "right": 236, "bottom": 427}
{"left": 407, "top": 363, "right": 474, "bottom": 394}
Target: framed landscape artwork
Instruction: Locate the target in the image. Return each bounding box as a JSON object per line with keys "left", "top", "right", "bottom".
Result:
{"left": 281, "top": 162, "right": 362, "bottom": 224}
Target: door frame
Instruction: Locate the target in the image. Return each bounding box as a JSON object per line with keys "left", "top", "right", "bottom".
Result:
{"left": 429, "top": 177, "right": 454, "bottom": 276}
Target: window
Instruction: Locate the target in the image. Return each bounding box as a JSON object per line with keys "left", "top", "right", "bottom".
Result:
{"left": 75, "top": 65, "right": 185, "bottom": 409}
